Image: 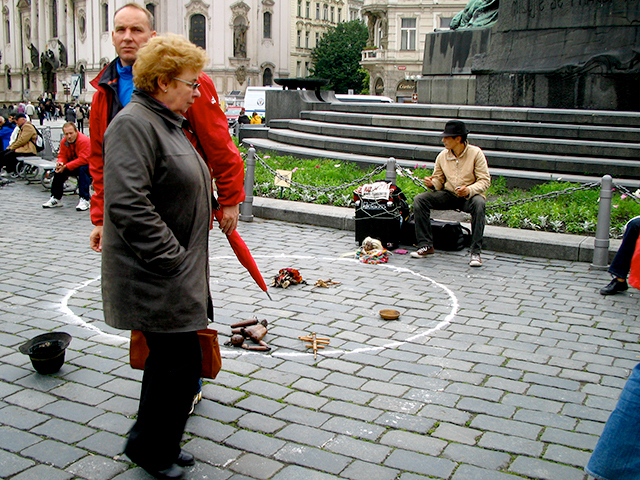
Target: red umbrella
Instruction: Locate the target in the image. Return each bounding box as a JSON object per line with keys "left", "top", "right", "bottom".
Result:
{"left": 214, "top": 209, "right": 272, "bottom": 301}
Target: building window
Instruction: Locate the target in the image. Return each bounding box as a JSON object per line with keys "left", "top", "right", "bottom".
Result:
{"left": 338, "top": 8, "right": 342, "bottom": 22}
{"left": 145, "top": 3, "right": 156, "bottom": 27}
{"left": 330, "top": 6, "right": 334, "bottom": 23}
{"left": 315, "top": 32, "right": 319, "bottom": 47}
{"left": 400, "top": 18, "right": 416, "bottom": 50}
{"left": 305, "top": 31, "right": 309, "bottom": 48}
{"left": 297, "top": 30, "right": 301, "bottom": 47}
{"left": 305, "top": 62, "right": 309, "bottom": 76}
{"left": 439, "top": 17, "right": 453, "bottom": 29}
{"left": 306, "top": 1, "right": 310, "bottom": 18}
{"left": 315, "top": 3, "right": 320, "bottom": 20}
{"left": 263, "top": 67, "right": 273, "bottom": 86}
{"left": 350, "top": 9, "right": 357, "bottom": 21}
{"left": 263, "top": 11, "right": 271, "bottom": 38}
{"left": 296, "top": 61, "right": 301, "bottom": 77}
{"left": 297, "top": 0, "right": 302, "bottom": 17}
{"left": 189, "top": 14, "right": 206, "bottom": 49}
{"left": 323, "top": 4, "right": 328, "bottom": 20}
{"left": 102, "top": 3, "right": 109, "bottom": 32}
{"left": 4, "top": 13, "right": 10, "bottom": 44}
{"left": 51, "top": 0, "right": 58, "bottom": 37}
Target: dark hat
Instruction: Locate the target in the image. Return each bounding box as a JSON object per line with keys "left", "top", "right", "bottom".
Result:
{"left": 14, "top": 113, "right": 27, "bottom": 119}
{"left": 19, "top": 332, "right": 72, "bottom": 374}
{"left": 441, "top": 120, "right": 468, "bottom": 137}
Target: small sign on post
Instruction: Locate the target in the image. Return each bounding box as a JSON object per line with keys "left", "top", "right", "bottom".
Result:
{"left": 274, "top": 170, "right": 292, "bottom": 188}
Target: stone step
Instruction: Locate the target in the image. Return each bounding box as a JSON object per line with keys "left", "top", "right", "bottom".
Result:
{"left": 271, "top": 119, "right": 640, "bottom": 159}
{"left": 265, "top": 128, "right": 640, "bottom": 179}
{"left": 241, "top": 137, "right": 640, "bottom": 189}
{"left": 325, "top": 102, "right": 640, "bottom": 127}
{"left": 301, "top": 111, "right": 640, "bottom": 143}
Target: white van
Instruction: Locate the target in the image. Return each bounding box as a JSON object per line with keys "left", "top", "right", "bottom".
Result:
{"left": 243, "top": 86, "right": 283, "bottom": 117}
{"left": 335, "top": 94, "right": 394, "bottom": 103}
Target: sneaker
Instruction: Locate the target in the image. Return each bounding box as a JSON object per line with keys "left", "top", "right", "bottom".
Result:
{"left": 42, "top": 197, "right": 63, "bottom": 208}
{"left": 76, "top": 198, "right": 90, "bottom": 211}
{"left": 469, "top": 253, "right": 483, "bottom": 267}
{"left": 600, "top": 278, "right": 628, "bottom": 295}
{"left": 410, "top": 246, "right": 435, "bottom": 258}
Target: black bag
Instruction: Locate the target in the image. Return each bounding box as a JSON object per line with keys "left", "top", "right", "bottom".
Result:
{"left": 401, "top": 215, "right": 471, "bottom": 251}
{"left": 32, "top": 127, "right": 45, "bottom": 152}
{"left": 354, "top": 181, "right": 410, "bottom": 249}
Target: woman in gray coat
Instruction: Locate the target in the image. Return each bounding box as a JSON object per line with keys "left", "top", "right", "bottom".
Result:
{"left": 102, "top": 35, "right": 209, "bottom": 480}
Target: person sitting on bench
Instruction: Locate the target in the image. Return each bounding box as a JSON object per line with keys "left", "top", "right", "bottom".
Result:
{"left": 42, "top": 122, "right": 92, "bottom": 211}
{"left": 411, "top": 120, "right": 491, "bottom": 267}
{"left": 0, "top": 113, "right": 37, "bottom": 174}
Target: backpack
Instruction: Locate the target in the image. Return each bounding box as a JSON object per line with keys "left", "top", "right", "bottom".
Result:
{"left": 32, "top": 126, "right": 45, "bottom": 152}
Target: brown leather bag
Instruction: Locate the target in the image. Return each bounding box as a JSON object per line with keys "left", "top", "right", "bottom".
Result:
{"left": 130, "top": 329, "right": 222, "bottom": 379}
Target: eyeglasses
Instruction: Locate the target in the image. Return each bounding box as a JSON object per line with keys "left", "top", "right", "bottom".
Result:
{"left": 172, "top": 77, "right": 201, "bottom": 90}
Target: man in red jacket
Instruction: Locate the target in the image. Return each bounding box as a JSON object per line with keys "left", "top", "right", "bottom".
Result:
{"left": 42, "top": 122, "right": 92, "bottom": 211}
{"left": 88, "top": 2, "right": 245, "bottom": 253}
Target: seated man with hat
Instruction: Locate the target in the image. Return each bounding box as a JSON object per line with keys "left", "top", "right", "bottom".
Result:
{"left": 411, "top": 120, "right": 491, "bottom": 267}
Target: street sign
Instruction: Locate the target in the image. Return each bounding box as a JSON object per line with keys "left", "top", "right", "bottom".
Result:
{"left": 71, "top": 74, "right": 82, "bottom": 97}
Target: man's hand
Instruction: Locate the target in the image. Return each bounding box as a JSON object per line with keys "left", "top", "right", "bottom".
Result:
{"left": 455, "top": 185, "right": 470, "bottom": 197}
{"left": 218, "top": 204, "right": 240, "bottom": 236}
{"left": 55, "top": 162, "right": 66, "bottom": 173}
{"left": 90, "top": 225, "right": 103, "bottom": 253}
{"left": 423, "top": 176, "right": 434, "bottom": 189}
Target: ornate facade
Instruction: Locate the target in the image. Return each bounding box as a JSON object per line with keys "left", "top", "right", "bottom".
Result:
{"left": 0, "top": 0, "right": 291, "bottom": 104}
{"left": 360, "top": 0, "right": 467, "bottom": 102}
{"left": 0, "top": 0, "right": 367, "bottom": 105}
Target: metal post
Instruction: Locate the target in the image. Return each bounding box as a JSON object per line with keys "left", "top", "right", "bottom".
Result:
{"left": 240, "top": 148, "right": 256, "bottom": 222}
{"left": 591, "top": 175, "right": 613, "bottom": 270}
{"left": 385, "top": 157, "right": 397, "bottom": 185}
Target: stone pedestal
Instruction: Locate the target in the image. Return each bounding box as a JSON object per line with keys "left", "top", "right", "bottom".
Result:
{"left": 418, "top": 0, "right": 640, "bottom": 110}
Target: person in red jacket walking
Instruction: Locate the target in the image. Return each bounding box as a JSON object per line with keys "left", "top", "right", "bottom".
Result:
{"left": 88, "top": 2, "right": 244, "bottom": 253}
{"left": 42, "top": 122, "right": 92, "bottom": 211}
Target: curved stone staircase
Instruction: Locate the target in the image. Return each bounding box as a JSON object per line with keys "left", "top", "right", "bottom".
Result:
{"left": 241, "top": 101, "right": 640, "bottom": 189}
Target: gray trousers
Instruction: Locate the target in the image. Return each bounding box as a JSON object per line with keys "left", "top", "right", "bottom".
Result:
{"left": 414, "top": 190, "right": 486, "bottom": 254}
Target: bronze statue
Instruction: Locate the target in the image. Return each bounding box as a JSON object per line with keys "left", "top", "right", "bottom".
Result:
{"left": 451, "top": 0, "right": 499, "bottom": 30}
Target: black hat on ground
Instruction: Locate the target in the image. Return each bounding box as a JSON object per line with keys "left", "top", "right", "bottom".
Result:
{"left": 441, "top": 120, "right": 468, "bottom": 137}
{"left": 19, "top": 332, "right": 72, "bottom": 374}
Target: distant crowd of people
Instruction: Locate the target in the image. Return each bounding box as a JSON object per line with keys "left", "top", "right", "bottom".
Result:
{"left": 1, "top": 99, "right": 90, "bottom": 133}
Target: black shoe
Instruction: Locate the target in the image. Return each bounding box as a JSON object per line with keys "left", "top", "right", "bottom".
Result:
{"left": 176, "top": 450, "right": 195, "bottom": 467}
{"left": 142, "top": 463, "right": 184, "bottom": 480}
{"left": 600, "top": 278, "right": 628, "bottom": 295}
{"left": 125, "top": 448, "right": 185, "bottom": 479}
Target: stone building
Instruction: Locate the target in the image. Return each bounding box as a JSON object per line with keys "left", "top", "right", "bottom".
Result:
{"left": 0, "top": 0, "right": 353, "bottom": 106}
{"left": 360, "top": 0, "right": 467, "bottom": 102}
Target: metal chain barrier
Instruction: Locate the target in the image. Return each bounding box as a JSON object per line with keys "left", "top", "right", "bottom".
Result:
{"left": 397, "top": 165, "right": 603, "bottom": 210}
{"left": 254, "top": 151, "right": 386, "bottom": 195}
{"left": 614, "top": 183, "right": 640, "bottom": 205}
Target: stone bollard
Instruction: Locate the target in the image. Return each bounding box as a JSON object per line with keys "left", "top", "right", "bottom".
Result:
{"left": 386, "top": 157, "right": 396, "bottom": 185}
{"left": 591, "top": 175, "right": 613, "bottom": 270}
{"left": 240, "top": 147, "right": 256, "bottom": 222}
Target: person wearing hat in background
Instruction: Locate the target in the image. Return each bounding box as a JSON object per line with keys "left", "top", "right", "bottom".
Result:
{"left": 410, "top": 119, "right": 491, "bottom": 267}
{"left": 0, "top": 113, "right": 38, "bottom": 175}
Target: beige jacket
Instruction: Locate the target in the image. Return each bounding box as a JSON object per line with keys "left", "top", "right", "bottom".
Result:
{"left": 430, "top": 143, "right": 491, "bottom": 198}
{"left": 9, "top": 122, "right": 38, "bottom": 155}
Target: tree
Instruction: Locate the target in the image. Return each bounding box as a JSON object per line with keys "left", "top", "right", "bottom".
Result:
{"left": 310, "top": 20, "right": 368, "bottom": 94}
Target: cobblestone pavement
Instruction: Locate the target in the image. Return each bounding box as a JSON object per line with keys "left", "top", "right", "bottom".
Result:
{"left": 1, "top": 179, "right": 639, "bottom": 480}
